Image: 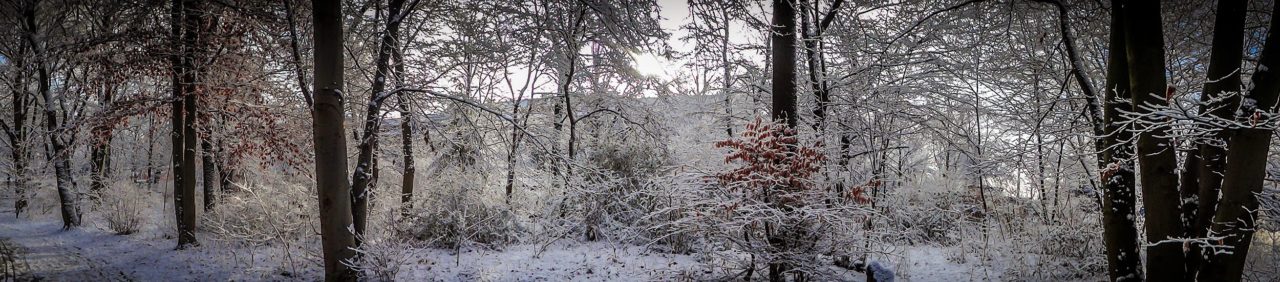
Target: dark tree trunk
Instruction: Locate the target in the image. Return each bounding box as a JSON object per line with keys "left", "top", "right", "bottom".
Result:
{"left": 90, "top": 84, "right": 114, "bottom": 202}
{"left": 1099, "top": 10, "right": 1143, "bottom": 272}
{"left": 1122, "top": 0, "right": 1183, "bottom": 279}
{"left": 394, "top": 33, "right": 414, "bottom": 219}
{"left": 25, "top": 0, "right": 80, "bottom": 230}
{"left": 799, "top": 1, "right": 829, "bottom": 132}
{"left": 721, "top": 6, "right": 733, "bottom": 139}
{"left": 201, "top": 139, "right": 217, "bottom": 211}
{"left": 351, "top": 0, "right": 406, "bottom": 247}
{"left": 214, "top": 111, "right": 232, "bottom": 193}
{"left": 311, "top": 0, "right": 358, "bottom": 279}
{"left": 1185, "top": 0, "right": 1247, "bottom": 277}
{"left": 1199, "top": 2, "right": 1280, "bottom": 280}
{"left": 217, "top": 135, "right": 232, "bottom": 193}
{"left": 770, "top": 0, "right": 797, "bottom": 129}
{"left": 768, "top": 0, "right": 798, "bottom": 281}
{"left": 89, "top": 131, "right": 112, "bottom": 199}
{"left": 169, "top": 0, "right": 188, "bottom": 247}
{"left": 6, "top": 53, "right": 30, "bottom": 218}
{"left": 170, "top": 0, "right": 202, "bottom": 249}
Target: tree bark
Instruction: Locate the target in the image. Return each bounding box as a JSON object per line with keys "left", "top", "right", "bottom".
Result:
{"left": 311, "top": 0, "right": 358, "bottom": 279}
{"left": 770, "top": 0, "right": 798, "bottom": 129}
{"left": 24, "top": 0, "right": 81, "bottom": 230}
{"left": 1188, "top": 1, "right": 1246, "bottom": 275}
{"left": 90, "top": 83, "right": 114, "bottom": 202}
{"left": 800, "top": 1, "right": 825, "bottom": 132}
{"left": 721, "top": 5, "right": 734, "bottom": 138}
{"left": 201, "top": 139, "right": 217, "bottom": 211}
{"left": 768, "top": 0, "right": 797, "bottom": 281}
{"left": 1099, "top": 2, "right": 1141, "bottom": 278}
{"left": 1199, "top": 2, "right": 1280, "bottom": 280}
{"left": 6, "top": 50, "right": 30, "bottom": 218}
{"left": 394, "top": 31, "right": 414, "bottom": 219}
{"left": 351, "top": 0, "right": 406, "bottom": 247}
{"left": 170, "top": 0, "right": 202, "bottom": 248}
{"left": 1121, "top": 0, "right": 1183, "bottom": 279}
{"left": 169, "top": 0, "right": 189, "bottom": 248}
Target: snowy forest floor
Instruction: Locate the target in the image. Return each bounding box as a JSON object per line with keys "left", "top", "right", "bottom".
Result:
{"left": 0, "top": 203, "right": 1094, "bottom": 281}
{"left": 1, "top": 178, "right": 1277, "bottom": 281}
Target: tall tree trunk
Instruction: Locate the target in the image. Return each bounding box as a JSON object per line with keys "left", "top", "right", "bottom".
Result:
{"left": 768, "top": 0, "right": 797, "bottom": 281}
{"left": 170, "top": 0, "right": 185, "bottom": 246}
{"left": 394, "top": 33, "right": 414, "bottom": 219}
{"left": 770, "top": 0, "right": 797, "bottom": 129}
{"left": 1099, "top": 1, "right": 1141, "bottom": 280}
{"left": 146, "top": 115, "right": 156, "bottom": 187}
{"left": 351, "top": 0, "right": 406, "bottom": 247}
{"left": 90, "top": 83, "right": 114, "bottom": 202}
{"left": 170, "top": 0, "right": 202, "bottom": 249}
{"left": 1187, "top": 1, "right": 1247, "bottom": 276}
{"left": 311, "top": 0, "right": 358, "bottom": 279}
{"left": 1122, "top": 0, "right": 1183, "bottom": 279}
{"left": 721, "top": 5, "right": 733, "bottom": 138}
{"left": 1199, "top": 2, "right": 1280, "bottom": 280}
{"left": 25, "top": 0, "right": 80, "bottom": 230}
{"left": 198, "top": 6, "right": 222, "bottom": 212}
{"left": 799, "top": 1, "right": 827, "bottom": 132}
{"left": 7, "top": 55, "right": 29, "bottom": 218}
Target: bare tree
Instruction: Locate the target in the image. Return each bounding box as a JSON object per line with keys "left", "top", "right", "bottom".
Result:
{"left": 351, "top": 0, "right": 411, "bottom": 247}
{"left": 23, "top": 0, "right": 81, "bottom": 229}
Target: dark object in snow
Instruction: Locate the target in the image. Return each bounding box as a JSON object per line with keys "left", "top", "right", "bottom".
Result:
{"left": 867, "top": 261, "right": 895, "bottom": 282}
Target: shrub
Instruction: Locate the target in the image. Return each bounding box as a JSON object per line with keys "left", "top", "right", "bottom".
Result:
{"left": 203, "top": 175, "right": 316, "bottom": 244}
{"left": 101, "top": 180, "right": 146, "bottom": 235}
{"left": 349, "top": 237, "right": 414, "bottom": 282}
{"left": 400, "top": 158, "right": 519, "bottom": 248}
{"left": 572, "top": 124, "right": 673, "bottom": 242}
{"left": 698, "top": 118, "right": 864, "bottom": 280}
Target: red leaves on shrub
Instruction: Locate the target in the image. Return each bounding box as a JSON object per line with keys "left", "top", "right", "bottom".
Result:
{"left": 714, "top": 118, "right": 826, "bottom": 206}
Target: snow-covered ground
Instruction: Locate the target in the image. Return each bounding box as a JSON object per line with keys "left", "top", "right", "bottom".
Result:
{"left": 0, "top": 210, "right": 706, "bottom": 281}
{"left": 0, "top": 207, "right": 1098, "bottom": 281}
{"left": 395, "top": 242, "right": 701, "bottom": 281}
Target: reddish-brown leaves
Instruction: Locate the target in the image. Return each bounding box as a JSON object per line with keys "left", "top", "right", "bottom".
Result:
{"left": 713, "top": 117, "right": 827, "bottom": 206}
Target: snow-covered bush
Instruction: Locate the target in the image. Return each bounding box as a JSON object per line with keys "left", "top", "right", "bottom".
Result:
{"left": 882, "top": 195, "right": 960, "bottom": 246}
{"left": 571, "top": 124, "right": 672, "bottom": 242}
{"left": 400, "top": 135, "right": 519, "bottom": 248}
{"left": 100, "top": 180, "right": 146, "bottom": 235}
{"left": 401, "top": 194, "right": 517, "bottom": 248}
{"left": 349, "top": 237, "right": 415, "bottom": 281}
{"left": 203, "top": 175, "right": 316, "bottom": 244}
{"left": 647, "top": 118, "right": 870, "bottom": 280}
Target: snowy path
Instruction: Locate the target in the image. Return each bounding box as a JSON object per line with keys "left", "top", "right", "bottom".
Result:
{"left": 0, "top": 210, "right": 286, "bottom": 281}
{"left": 0, "top": 210, "right": 130, "bottom": 281}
